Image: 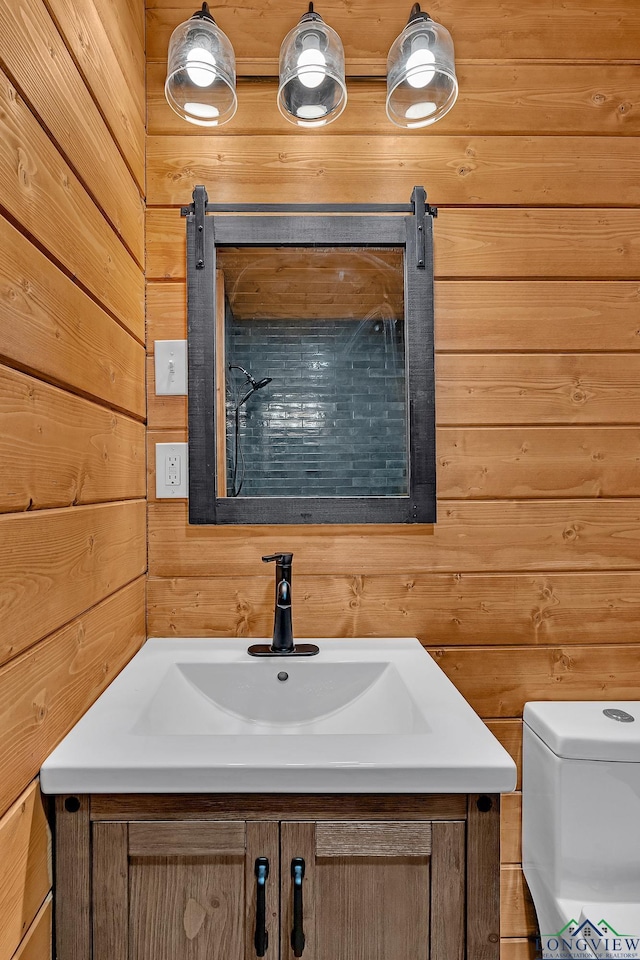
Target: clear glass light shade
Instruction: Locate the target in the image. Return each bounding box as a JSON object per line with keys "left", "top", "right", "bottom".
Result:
{"left": 165, "top": 11, "right": 237, "bottom": 127}
{"left": 278, "top": 11, "right": 347, "bottom": 127}
{"left": 386, "top": 15, "right": 458, "bottom": 128}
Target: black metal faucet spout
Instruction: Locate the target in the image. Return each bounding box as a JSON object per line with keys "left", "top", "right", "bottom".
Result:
{"left": 266, "top": 552, "right": 294, "bottom": 653}
{"left": 247, "top": 553, "right": 319, "bottom": 658}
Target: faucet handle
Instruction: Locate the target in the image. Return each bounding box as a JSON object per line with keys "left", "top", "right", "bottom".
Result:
{"left": 262, "top": 553, "right": 293, "bottom": 564}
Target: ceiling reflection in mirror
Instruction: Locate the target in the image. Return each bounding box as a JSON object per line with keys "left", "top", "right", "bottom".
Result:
{"left": 216, "top": 246, "right": 406, "bottom": 499}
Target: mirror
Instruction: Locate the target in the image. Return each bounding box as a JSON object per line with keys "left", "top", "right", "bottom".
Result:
{"left": 218, "top": 246, "right": 406, "bottom": 500}
{"left": 184, "top": 187, "right": 436, "bottom": 525}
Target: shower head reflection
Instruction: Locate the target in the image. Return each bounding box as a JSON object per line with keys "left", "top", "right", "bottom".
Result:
{"left": 239, "top": 376, "right": 272, "bottom": 406}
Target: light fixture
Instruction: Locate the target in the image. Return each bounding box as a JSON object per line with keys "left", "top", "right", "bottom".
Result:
{"left": 386, "top": 3, "right": 458, "bottom": 128}
{"left": 165, "top": 2, "right": 237, "bottom": 127}
{"left": 278, "top": 3, "right": 347, "bottom": 127}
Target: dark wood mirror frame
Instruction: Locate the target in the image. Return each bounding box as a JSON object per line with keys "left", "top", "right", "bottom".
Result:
{"left": 183, "top": 185, "right": 437, "bottom": 525}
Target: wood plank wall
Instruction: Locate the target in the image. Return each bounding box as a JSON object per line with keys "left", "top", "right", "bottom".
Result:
{"left": 0, "top": 1, "right": 146, "bottom": 957}
{"left": 145, "top": 3, "right": 640, "bottom": 957}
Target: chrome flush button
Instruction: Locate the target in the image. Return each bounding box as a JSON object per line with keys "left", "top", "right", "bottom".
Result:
{"left": 603, "top": 708, "right": 635, "bottom": 723}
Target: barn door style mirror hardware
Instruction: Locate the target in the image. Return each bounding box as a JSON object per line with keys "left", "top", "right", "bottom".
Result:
{"left": 182, "top": 186, "right": 437, "bottom": 526}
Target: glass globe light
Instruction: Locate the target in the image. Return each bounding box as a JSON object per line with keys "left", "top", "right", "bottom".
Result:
{"left": 278, "top": 3, "right": 347, "bottom": 127}
{"left": 386, "top": 3, "right": 458, "bottom": 129}
{"left": 165, "top": 3, "right": 237, "bottom": 127}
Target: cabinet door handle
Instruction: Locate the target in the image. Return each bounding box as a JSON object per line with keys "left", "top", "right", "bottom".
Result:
{"left": 254, "top": 857, "right": 269, "bottom": 957}
{"left": 290, "top": 858, "right": 306, "bottom": 957}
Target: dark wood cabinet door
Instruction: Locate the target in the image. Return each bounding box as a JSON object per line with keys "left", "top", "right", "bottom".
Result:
{"left": 280, "top": 820, "right": 466, "bottom": 960}
{"left": 92, "top": 820, "right": 279, "bottom": 960}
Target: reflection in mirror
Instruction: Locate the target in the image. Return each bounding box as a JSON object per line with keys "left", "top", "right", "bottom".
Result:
{"left": 215, "top": 247, "right": 406, "bottom": 499}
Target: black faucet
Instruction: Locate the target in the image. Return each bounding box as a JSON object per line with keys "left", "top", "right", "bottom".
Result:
{"left": 247, "top": 553, "right": 319, "bottom": 657}
{"left": 264, "top": 552, "right": 294, "bottom": 653}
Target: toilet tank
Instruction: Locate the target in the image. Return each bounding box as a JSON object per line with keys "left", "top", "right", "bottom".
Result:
{"left": 523, "top": 701, "right": 640, "bottom": 903}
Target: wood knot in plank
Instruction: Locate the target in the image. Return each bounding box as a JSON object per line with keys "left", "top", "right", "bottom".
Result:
{"left": 539, "top": 583, "right": 557, "bottom": 603}
{"left": 531, "top": 607, "right": 548, "bottom": 629}
{"left": 348, "top": 575, "right": 364, "bottom": 602}
{"left": 183, "top": 899, "right": 206, "bottom": 940}
{"left": 33, "top": 694, "right": 48, "bottom": 724}
{"left": 552, "top": 649, "right": 574, "bottom": 673}
{"left": 17, "top": 148, "right": 32, "bottom": 189}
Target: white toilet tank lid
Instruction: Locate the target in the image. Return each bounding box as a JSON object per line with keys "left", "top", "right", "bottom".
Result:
{"left": 524, "top": 701, "right": 640, "bottom": 762}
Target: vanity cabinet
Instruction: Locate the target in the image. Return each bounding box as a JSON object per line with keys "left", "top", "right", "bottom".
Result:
{"left": 279, "top": 819, "right": 465, "bottom": 960}
{"left": 54, "top": 794, "right": 500, "bottom": 960}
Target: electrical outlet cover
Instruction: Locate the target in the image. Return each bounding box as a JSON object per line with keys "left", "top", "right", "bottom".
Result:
{"left": 156, "top": 442, "right": 188, "bottom": 498}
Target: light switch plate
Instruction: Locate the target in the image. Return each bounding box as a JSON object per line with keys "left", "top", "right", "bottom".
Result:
{"left": 156, "top": 442, "right": 188, "bottom": 498}
{"left": 154, "top": 340, "right": 187, "bottom": 395}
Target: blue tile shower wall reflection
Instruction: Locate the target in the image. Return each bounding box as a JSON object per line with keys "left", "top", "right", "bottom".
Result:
{"left": 227, "top": 317, "right": 407, "bottom": 497}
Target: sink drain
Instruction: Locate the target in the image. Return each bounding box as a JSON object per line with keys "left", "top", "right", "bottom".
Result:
{"left": 277, "top": 671, "right": 289, "bottom": 682}
{"left": 603, "top": 708, "right": 634, "bottom": 723}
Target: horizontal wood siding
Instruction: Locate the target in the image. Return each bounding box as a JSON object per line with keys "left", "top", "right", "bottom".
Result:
{"left": 0, "top": 4, "right": 145, "bottom": 960}
{"left": 147, "top": 279, "right": 640, "bottom": 351}
{"left": 0, "top": 0, "right": 144, "bottom": 263}
{"left": 147, "top": 65, "right": 640, "bottom": 138}
{"left": 0, "top": 577, "right": 146, "bottom": 820}
{"left": 146, "top": 207, "right": 640, "bottom": 281}
{"left": 148, "top": 353, "right": 640, "bottom": 427}
{"left": 148, "top": 499, "right": 640, "bottom": 573}
{"left": 1, "top": 500, "right": 146, "bottom": 666}
{"left": 146, "top": 3, "right": 639, "bottom": 954}
{"left": 2, "top": 369, "right": 144, "bottom": 514}
{"left": 0, "top": 781, "right": 51, "bottom": 960}
{"left": 0, "top": 69, "right": 143, "bottom": 336}
{"left": 46, "top": 0, "right": 145, "bottom": 189}
{"left": 145, "top": 0, "right": 640, "bottom": 62}
{"left": 149, "top": 424, "right": 640, "bottom": 499}
{"left": 146, "top": 571, "right": 640, "bottom": 646}
{"left": 0, "top": 215, "right": 145, "bottom": 416}
{"left": 12, "top": 896, "right": 52, "bottom": 960}
{"left": 147, "top": 135, "right": 640, "bottom": 208}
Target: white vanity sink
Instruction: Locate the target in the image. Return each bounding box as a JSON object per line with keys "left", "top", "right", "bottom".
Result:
{"left": 40, "top": 638, "right": 516, "bottom": 794}
{"left": 134, "top": 659, "right": 430, "bottom": 736}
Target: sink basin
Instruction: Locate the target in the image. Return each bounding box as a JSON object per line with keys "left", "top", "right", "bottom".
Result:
{"left": 40, "top": 638, "right": 516, "bottom": 794}
{"left": 134, "top": 661, "right": 430, "bottom": 735}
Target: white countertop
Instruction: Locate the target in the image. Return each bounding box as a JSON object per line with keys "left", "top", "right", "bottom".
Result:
{"left": 40, "top": 637, "right": 516, "bottom": 794}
